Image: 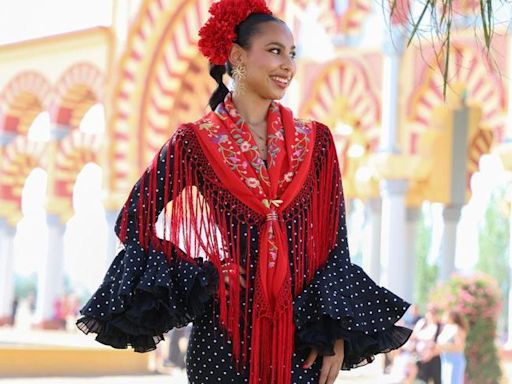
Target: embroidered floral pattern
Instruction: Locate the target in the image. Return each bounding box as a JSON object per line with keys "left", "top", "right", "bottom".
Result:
{"left": 198, "top": 93, "right": 313, "bottom": 204}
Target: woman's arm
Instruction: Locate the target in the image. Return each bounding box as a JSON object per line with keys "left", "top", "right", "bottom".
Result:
{"left": 293, "top": 123, "right": 412, "bottom": 371}
{"left": 76, "top": 127, "right": 218, "bottom": 351}
{"left": 437, "top": 328, "right": 466, "bottom": 353}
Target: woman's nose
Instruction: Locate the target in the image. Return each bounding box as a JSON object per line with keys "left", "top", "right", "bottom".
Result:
{"left": 281, "top": 57, "right": 295, "bottom": 73}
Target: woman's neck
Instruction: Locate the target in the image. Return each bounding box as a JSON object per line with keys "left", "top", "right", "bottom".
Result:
{"left": 231, "top": 92, "right": 272, "bottom": 126}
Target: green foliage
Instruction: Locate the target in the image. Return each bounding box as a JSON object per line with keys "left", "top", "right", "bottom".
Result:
{"left": 414, "top": 205, "right": 438, "bottom": 312}
{"left": 430, "top": 273, "right": 503, "bottom": 384}
{"left": 477, "top": 187, "right": 510, "bottom": 336}
{"left": 14, "top": 272, "right": 37, "bottom": 300}
{"left": 389, "top": 0, "right": 498, "bottom": 99}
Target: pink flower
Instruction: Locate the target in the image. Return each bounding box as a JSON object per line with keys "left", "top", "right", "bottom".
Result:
{"left": 246, "top": 178, "right": 260, "bottom": 188}
{"left": 284, "top": 171, "right": 294, "bottom": 182}
{"left": 240, "top": 141, "right": 251, "bottom": 152}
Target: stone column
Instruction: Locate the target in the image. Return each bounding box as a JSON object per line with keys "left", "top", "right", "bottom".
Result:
{"left": 506, "top": 208, "right": 512, "bottom": 346}
{"left": 0, "top": 132, "right": 18, "bottom": 325}
{"left": 438, "top": 204, "right": 463, "bottom": 282}
{"left": 33, "top": 214, "right": 66, "bottom": 328}
{"left": 380, "top": 26, "right": 405, "bottom": 154}
{"left": 362, "top": 198, "right": 381, "bottom": 283}
{"left": 105, "top": 209, "right": 121, "bottom": 268}
{"left": 404, "top": 206, "right": 420, "bottom": 303}
{"left": 0, "top": 219, "right": 16, "bottom": 325}
{"left": 377, "top": 25, "right": 410, "bottom": 298}
{"left": 501, "top": 22, "right": 512, "bottom": 346}
{"left": 379, "top": 179, "right": 409, "bottom": 299}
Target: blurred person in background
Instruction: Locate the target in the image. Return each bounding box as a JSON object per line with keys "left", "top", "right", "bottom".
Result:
{"left": 435, "top": 311, "right": 468, "bottom": 384}
{"left": 411, "top": 305, "right": 442, "bottom": 384}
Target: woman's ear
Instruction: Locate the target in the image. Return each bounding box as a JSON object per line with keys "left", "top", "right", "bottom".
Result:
{"left": 228, "top": 43, "right": 245, "bottom": 67}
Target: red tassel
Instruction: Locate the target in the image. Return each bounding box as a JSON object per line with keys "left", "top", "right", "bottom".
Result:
{"left": 114, "top": 124, "right": 343, "bottom": 384}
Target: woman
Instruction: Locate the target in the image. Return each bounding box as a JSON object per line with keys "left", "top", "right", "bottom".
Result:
{"left": 76, "top": 1, "right": 412, "bottom": 383}
{"left": 412, "top": 305, "right": 442, "bottom": 384}
{"left": 436, "top": 311, "right": 468, "bottom": 384}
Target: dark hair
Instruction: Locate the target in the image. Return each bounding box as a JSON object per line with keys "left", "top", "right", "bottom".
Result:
{"left": 207, "top": 13, "right": 284, "bottom": 111}
{"left": 448, "top": 311, "right": 469, "bottom": 331}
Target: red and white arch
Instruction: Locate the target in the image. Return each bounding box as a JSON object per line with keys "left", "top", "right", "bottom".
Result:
{"left": 316, "top": 0, "right": 372, "bottom": 37}
{"left": 50, "top": 130, "right": 102, "bottom": 220}
{"left": 408, "top": 43, "right": 506, "bottom": 152}
{"left": 300, "top": 58, "right": 381, "bottom": 145}
{"left": 0, "top": 71, "right": 53, "bottom": 135}
{"left": 52, "top": 62, "right": 104, "bottom": 129}
{"left": 0, "top": 136, "right": 47, "bottom": 222}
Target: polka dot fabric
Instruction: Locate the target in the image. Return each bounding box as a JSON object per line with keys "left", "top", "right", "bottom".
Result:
{"left": 76, "top": 123, "right": 412, "bottom": 383}
{"left": 292, "top": 193, "right": 412, "bottom": 369}
{"left": 76, "top": 241, "right": 218, "bottom": 352}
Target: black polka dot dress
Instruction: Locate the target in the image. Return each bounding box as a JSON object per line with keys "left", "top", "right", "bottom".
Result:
{"left": 76, "top": 128, "right": 412, "bottom": 383}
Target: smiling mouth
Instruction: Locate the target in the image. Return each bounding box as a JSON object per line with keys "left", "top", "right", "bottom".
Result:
{"left": 270, "top": 76, "right": 291, "bottom": 88}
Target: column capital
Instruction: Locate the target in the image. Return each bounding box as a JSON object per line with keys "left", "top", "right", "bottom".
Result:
{"left": 0, "top": 132, "right": 16, "bottom": 146}
{"left": 0, "top": 218, "right": 16, "bottom": 236}
{"left": 370, "top": 153, "right": 432, "bottom": 182}
{"left": 382, "top": 25, "right": 406, "bottom": 55}
{"left": 49, "top": 124, "right": 70, "bottom": 140}
{"left": 406, "top": 206, "right": 421, "bottom": 222}
{"left": 366, "top": 198, "right": 382, "bottom": 214}
{"left": 442, "top": 204, "right": 463, "bottom": 221}
{"left": 46, "top": 214, "right": 66, "bottom": 232}
{"left": 498, "top": 141, "right": 512, "bottom": 172}
{"left": 380, "top": 179, "right": 409, "bottom": 196}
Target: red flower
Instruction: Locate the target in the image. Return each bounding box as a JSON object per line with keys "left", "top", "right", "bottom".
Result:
{"left": 198, "top": 0, "right": 272, "bottom": 65}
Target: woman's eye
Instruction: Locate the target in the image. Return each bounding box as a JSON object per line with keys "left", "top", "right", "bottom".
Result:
{"left": 270, "top": 48, "right": 296, "bottom": 59}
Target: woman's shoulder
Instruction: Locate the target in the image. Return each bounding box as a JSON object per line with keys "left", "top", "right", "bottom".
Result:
{"left": 294, "top": 118, "right": 335, "bottom": 146}
{"left": 293, "top": 117, "right": 330, "bottom": 132}
{"left": 169, "top": 123, "right": 199, "bottom": 142}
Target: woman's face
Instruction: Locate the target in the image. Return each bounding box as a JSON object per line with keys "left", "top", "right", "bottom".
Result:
{"left": 234, "top": 21, "right": 296, "bottom": 100}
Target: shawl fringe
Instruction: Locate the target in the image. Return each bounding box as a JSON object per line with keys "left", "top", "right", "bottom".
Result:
{"left": 116, "top": 122, "right": 341, "bottom": 384}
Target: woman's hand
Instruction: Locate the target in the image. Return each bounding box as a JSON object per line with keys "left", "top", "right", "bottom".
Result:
{"left": 222, "top": 263, "right": 246, "bottom": 297}
{"left": 303, "top": 339, "right": 345, "bottom": 384}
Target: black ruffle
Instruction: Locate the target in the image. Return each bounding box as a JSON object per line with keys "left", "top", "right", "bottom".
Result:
{"left": 76, "top": 242, "right": 218, "bottom": 352}
{"left": 293, "top": 261, "right": 412, "bottom": 369}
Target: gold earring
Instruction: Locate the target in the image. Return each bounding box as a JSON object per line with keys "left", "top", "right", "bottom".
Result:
{"left": 232, "top": 63, "right": 247, "bottom": 96}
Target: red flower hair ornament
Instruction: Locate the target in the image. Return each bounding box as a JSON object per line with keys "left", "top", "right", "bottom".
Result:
{"left": 198, "top": 0, "right": 273, "bottom": 65}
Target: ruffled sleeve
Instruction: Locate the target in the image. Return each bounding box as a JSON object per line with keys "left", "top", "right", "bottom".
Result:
{"left": 76, "top": 128, "right": 219, "bottom": 352}
{"left": 293, "top": 129, "right": 412, "bottom": 369}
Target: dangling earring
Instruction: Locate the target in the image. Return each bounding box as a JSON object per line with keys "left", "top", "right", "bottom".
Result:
{"left": 232, "top": 63, "right": 247, "bottom": 96}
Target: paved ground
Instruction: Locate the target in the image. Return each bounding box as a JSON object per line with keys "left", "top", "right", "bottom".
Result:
{"left": 1, "top": 326, "right": 511, "bottom": 383}
{"left": 0, "top": 370, "right": 384, "bottom": 384}
{"left": 0, "top": 326, "right": 388, "bottom": 383}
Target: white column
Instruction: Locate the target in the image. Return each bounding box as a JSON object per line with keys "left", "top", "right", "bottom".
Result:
{"left": 379, "top": 179, "right": 409, "bottom": 299}
{"left": 34, "top": 214, "right": 66, "bottom": 326}
{"left": 377, "top": 23, "right": 409, "bottom": 298}
{"left": 0, "top": 219, "right": 16, "bottom": 325}
{"left": 380, "top": 26, "right": 405, "bottom": 154}
{"left": 404, "top": 206, "right": 420, "bottom": 303}
{"left": 438, "top": 204, "right": 463, "bottom": 282}
{"left": 507, "top": 210, "right": 512, "bottom": 346}
{"left": 362, "top": 198, "right": 381, "bottom": 283}
{"left": 105, "top": 209, "right": 121, "bottom": 268}
{"left": 501, "top": 19, "right": 512, "bottom": 347}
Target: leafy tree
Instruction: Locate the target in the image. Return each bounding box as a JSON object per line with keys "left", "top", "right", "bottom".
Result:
{"left": 477, "top": 186, "right": 509, "bottom": 337}
{"left": 414, "top": 204, "right": 438, "bottom": 311}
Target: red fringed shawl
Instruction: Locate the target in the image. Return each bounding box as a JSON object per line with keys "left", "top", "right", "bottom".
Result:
{"left": 117, "top": 93, "right": 342, "bottom": 384}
